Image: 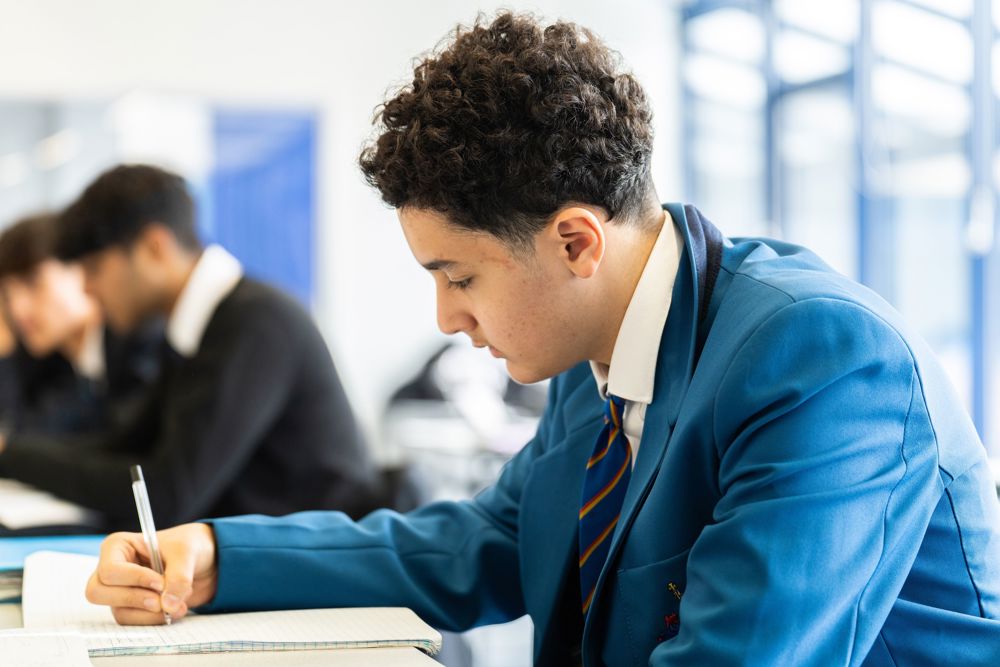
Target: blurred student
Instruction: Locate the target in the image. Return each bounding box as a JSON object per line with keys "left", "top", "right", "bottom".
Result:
{"left": 0, "top": 212, "right": 160, "bottom": 434}
{"left": 83, "top": 13, "right": 1000, "bottom": 667}
{"left": 0, "top": 166, "right": 380, "bottom": 529}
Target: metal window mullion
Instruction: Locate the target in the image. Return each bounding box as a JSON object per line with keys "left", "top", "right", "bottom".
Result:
{"left": 971, "top": 0, "right": 995, "bottom": 447}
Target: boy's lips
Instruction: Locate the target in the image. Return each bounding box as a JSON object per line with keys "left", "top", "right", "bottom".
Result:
{"left": 473, "top": 340, "right": 504, "bottom": 358}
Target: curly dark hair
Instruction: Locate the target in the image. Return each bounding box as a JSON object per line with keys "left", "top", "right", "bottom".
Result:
{"left": 359, "top": 11, "right": 658, "bottom": 250}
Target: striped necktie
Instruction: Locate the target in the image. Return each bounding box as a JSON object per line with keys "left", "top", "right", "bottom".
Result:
{"left": 578, "top": 394, "right": 633, "bottom": 616}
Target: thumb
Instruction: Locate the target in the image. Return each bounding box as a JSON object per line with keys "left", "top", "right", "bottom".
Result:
{"left": 160, "top": 540, "right": 197, "bottom": 615}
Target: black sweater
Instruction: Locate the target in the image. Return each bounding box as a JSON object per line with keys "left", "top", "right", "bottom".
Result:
{"left": 0, "top": 324, "right": 161, "bottom": 435}
{"left": 0, "top": 279, "right": 380, "bottom": 530}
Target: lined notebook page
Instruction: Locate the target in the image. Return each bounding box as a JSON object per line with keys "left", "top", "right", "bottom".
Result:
{"left": 88, "top": 647, "right": 442, "bottom": 666}
{"left": 0, "top": 633, "right": 91, "bottom": 666}
{"left": 22, "top": 551, "right": 442, "bottom": 657}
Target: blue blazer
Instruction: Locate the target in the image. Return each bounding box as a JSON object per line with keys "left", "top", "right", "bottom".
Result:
{"left": 205, "top": 204, "right": 1000, "bottom": 665}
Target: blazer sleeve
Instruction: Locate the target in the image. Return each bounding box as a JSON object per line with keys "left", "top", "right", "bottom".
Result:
{"left": 198, "top": 371, "right": 572, "bottom": 632}
{"left": 0, "top": 316, "right": 299, "bottom": 528}
{"left": 652, "top": 298, "right": 941, "bottom": 666}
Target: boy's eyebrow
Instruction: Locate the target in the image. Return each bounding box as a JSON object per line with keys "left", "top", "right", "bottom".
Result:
{"left": 421, "top": 259, "right": 457, "bottom": 271}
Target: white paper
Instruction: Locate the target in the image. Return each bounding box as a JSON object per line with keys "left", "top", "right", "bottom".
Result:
{"left": 22, "top": 551, "right": 442, "bottom": 657}
{"left": 94, "top": 647, "right": 442, "bottom": 666}
{"left": 0, "top": 632, "right": 91, "bottom": 666}
{"left": 0, "top": 478, "right": 98, "bottom": 529}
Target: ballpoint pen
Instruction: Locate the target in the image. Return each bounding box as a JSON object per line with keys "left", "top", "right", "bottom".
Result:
{"left": 130, "top": 464, "right": 172, "bottom": 625}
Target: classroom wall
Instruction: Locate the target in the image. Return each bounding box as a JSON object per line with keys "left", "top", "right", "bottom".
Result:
{"left": 0, "top": 0, "right": 682, "bottom": 451}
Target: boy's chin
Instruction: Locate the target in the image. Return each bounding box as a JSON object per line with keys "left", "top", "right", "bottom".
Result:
{"left": 505, "top": 359, "right": 560, "bottom": 386}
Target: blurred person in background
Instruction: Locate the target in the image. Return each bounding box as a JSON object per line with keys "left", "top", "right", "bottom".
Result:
{"left": 0, "top": 212, "right": 160, "bottom": 435}
{"left": 0, "top": 166, "right": 381, "bottom": 530}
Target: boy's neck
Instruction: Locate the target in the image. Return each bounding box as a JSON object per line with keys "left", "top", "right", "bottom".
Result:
{"left": 162, "top": 250, "right": 202, "bottom": 318}
{"left": 591, "top": 209, "right": 667, "bottom": 367}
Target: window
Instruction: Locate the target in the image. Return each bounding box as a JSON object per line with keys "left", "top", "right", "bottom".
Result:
{"left": 682, "top": 0, "right": 999, "bottom": 455}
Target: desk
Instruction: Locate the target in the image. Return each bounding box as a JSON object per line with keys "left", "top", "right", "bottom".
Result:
{"left": 0, "top": 604, "right": 440, "bottom": 665}
{"left": 0, "top": 478, "right": 101, "bottom": 531}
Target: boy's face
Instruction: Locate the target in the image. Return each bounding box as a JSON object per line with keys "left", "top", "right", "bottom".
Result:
{"left": 400, "top": 207, "right": 592, "bottom": 385}
{"left": 0, "top": 260, "right": 90, "bottom": 356}
{"left": 80, "top": 243, "right": 159, "bottom": 334}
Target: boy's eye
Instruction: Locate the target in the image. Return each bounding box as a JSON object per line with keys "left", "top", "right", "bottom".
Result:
{"left": 447, "top": 277, "right": 473, "bottom": 290}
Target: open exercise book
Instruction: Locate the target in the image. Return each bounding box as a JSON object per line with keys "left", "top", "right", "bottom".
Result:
{"left": 15, "top": 551, "right": 442, "bottom": 659}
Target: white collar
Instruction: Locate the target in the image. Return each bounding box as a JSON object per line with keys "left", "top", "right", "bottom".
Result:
{"left": 72, "top": 323, "right": 105, "bottom": 381}
{"left": 590, "top": 214, "right": 684, "bottom": 404}
{"left": 166, "top": 245, "right": 243, "bottom": 358}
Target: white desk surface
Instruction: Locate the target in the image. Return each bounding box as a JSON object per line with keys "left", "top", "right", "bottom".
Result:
{"left": 0, "top": 603, "right": 441, "bottom": 666}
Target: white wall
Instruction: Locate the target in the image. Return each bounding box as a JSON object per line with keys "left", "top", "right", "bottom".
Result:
{"left": 0, "top": 0, "right": 682, "bottom": 449}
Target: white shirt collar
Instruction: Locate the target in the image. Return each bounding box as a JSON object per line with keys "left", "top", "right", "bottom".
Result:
{"left": 73, "top": 323, "right": 105, "bottom": 381}
{"left": 166, "top": 245, "right": 244, "bottom": 358}
{"left": 590, "top": 214, "right": 684, "bottom": 404}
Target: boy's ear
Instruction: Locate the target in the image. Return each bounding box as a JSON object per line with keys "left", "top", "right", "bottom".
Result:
{"left": 543, "top": 206, "right": 606, "bottom": 279}
{"left": 135, "top": 224, "right": 174, "bottom": 262}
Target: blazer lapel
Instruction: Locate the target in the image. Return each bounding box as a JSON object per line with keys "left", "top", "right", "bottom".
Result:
{"left": 582, "top": 203, "right": 721, "bottom": 640}
{"left": 521, "top": 378, "right": 603, "bottom": 660}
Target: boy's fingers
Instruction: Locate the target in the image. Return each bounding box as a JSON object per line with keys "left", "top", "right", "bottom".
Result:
{"left": 160, "top": 540, "right": 199, "bottom": 612}
{"left": 93, "top": 533, "right": 163, "bottom": 590}
{"left": 86, "top": 573, "right": 163, "bottom": 611}
{"left": 110, "top": 607, "right": 171, "bottom": 626}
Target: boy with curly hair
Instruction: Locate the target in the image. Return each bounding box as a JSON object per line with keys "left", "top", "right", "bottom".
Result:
{"left": 85, "top": 12, "right": 1000, "bottom": 665}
